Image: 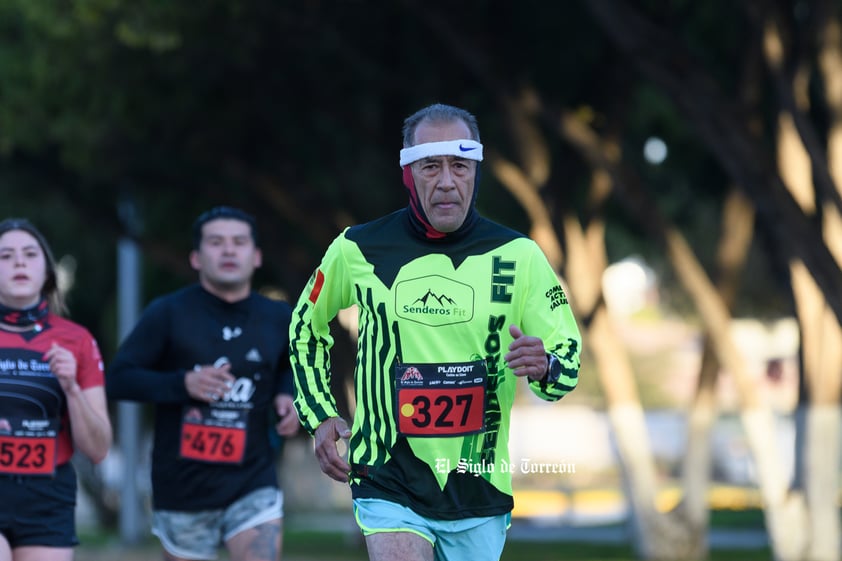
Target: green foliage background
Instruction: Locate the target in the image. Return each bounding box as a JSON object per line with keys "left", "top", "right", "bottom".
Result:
{"left": 0, "top": 0, "right": 809, "bottom": 359}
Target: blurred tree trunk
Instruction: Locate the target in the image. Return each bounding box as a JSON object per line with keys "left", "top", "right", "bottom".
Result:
{"left": 557, "top": 107, "right": 803, "bottom": 560}
{"left": 679, "top": 189, "right": 755, "bottom": 556}
{"left": 809, "top": 13, "right": 842, "bottom": 559}
{"left": 679, "top": 39, "right": 763, "bottom": 556}
{"left": 582, "top": 2, "right": 842, "bottom": 559}
{"left": 765, "top": 4, "right": 842, "bottom": 558}
{"left": 492, "top": 96, "right": 698, "bottom": 560}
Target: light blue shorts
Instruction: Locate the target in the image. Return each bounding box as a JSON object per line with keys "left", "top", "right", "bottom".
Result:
{"left": 152, "top": 486, "right": 283, "bottom": 560}
{"left": 353, "top": 498, "right": 509, "bottom": 561}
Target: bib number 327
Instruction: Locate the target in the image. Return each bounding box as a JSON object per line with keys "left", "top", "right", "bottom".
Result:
{"left": 395, "top": 361, "right": 486, "bottom": 437}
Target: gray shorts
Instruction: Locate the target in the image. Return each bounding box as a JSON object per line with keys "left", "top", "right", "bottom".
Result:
{"left": 152, "top": 487, "right": 283, "bottom": 560}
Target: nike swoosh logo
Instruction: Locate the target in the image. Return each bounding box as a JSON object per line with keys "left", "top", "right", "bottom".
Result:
{"left": 459, "top": 144, "right": 477, "bottom": 152}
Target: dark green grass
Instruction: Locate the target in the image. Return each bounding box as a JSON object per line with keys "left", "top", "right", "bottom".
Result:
{"left": 708, "top": 507, "right": 765, "bottom": 528}
{"left": 281, "top": 529, "right": 772, "bottom": 561}
{"left": 78, "top": 512, "right": 773, "bottom": 561}
{"left": 500, "top": 541, "right": 771, "bottom": 561}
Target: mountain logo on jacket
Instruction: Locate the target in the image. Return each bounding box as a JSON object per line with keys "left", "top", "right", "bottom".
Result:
{"left": 412, "top": 289, "right": 456, "bottom": 307}
{"left": 395, "top": 276, "right": 475, "bottom": 328}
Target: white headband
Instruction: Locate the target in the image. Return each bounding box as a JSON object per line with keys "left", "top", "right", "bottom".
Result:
{"left": 399, "top": 139, "right": 484, "bottom": 167}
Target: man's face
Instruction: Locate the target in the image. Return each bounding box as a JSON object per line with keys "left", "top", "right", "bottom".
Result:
{"left": 409, "top": 119, "right": 477, "bottom": 233}
{"left": 190, "top": 218, "right": 261, "bottom": 292}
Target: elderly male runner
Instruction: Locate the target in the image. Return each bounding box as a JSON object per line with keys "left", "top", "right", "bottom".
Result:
{"left": 290, "top": 103, "right": 581, "bottom": 561}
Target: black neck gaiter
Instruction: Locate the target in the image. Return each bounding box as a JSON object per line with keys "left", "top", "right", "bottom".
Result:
{"left": 0, "top": 297, "right": 49, "bottom": 327}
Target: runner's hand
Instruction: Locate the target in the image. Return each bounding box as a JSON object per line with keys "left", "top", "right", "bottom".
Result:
{"left": 185, "top": 361, "right": 236, "bottom": 403}
{"left": 45, "top": 342, "right": 79, "bottom": 394}
{"left": 505, "top": 324, "right": 549, "bottom": 381}
{"left": 314, "top": 417, "right": 352, "bottom": 482}
{"left": 274, "top": 393, "right": 300, "bottom": 437}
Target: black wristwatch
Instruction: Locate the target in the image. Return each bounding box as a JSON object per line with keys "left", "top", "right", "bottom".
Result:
{"left": 545, "top": 353, "right": 562, "bottom": 383}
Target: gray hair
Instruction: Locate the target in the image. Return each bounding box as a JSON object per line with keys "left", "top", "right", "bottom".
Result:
{"left": 402, "top": 103, "right": 481, "bottom": 147}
